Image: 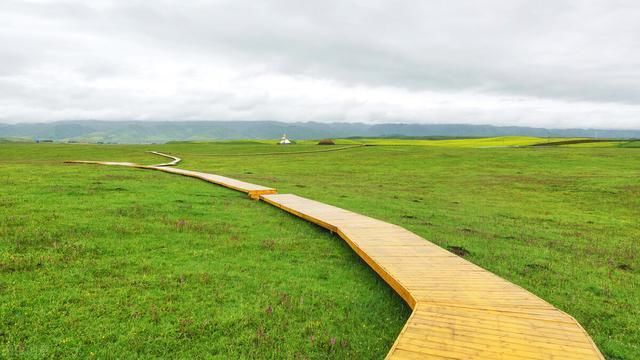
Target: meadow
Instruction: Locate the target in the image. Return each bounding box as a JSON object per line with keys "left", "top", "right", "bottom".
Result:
{"left": 1, "top": 137, "right": 639, "bottom": 359}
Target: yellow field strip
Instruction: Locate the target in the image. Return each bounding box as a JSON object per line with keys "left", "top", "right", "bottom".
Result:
{"left": 66, "top": 153, "right": 604, "bottom": 359}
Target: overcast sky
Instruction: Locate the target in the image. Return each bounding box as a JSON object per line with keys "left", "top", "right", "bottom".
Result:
{"left": 1, "top": 0, "right": 639, "bottom": 129}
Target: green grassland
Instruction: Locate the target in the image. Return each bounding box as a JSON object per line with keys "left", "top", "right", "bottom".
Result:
{"left": 619, "top": 140, "right": 640, "bottom": 148}
{"left": 562, "top": 141, "right": 627, "bottom": 148}
{"left": 337, "top": 136, "right": 587, "bottom": 147}
{"left": 0, "top": 145, "right": 408, "bottom": 358}
{"left": 0, "top": 138, "right": 33, "bottom": 144}
{"left": 559, "top": 140, "right": 639, "bottom": 148}
{"left": 172, "top": 136, "right": 638, "bottom": 148}
{"left": 2, "top": 138, "right": 639, "bottom": 359}
{"left": 240, "top": 136, "right": 580, "bottom": 147}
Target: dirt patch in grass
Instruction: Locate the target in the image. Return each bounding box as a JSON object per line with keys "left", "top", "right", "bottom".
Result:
{"left": 446, "top": 245, "right": 470, "bottom": 257}
{"left": 617, "top": 264, "right": 633, "bottom": 271}
{"left": 524, "top": 263, "right": 549, "bottom": 272}
{"left": 261, "top": 239, "right": 276, "bottom": 250}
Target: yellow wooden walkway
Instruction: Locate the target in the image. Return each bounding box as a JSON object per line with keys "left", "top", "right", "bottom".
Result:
{"left": 66, "top": 152, "right": 276, "bottom": 199}
{"left": 67, "top": 153, "right": 603, "bottom": 359}
{"left": 260, "top": 194, "right": 603, "bottom": 359}
{"left": 147, "top": 151, "right": 181, "bottom": 166}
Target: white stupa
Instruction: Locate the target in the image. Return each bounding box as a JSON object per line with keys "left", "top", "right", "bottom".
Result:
{"left": 278, "top": 133, "right": 292, "bottom": 145}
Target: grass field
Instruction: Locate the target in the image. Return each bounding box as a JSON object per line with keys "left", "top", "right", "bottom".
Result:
{"left": 236, "top": 136, "right": 585, "bottom": 147}
{"left": 173, "top": 136, "right": 639, "bottom": 148}
{"left": 339, "top": 136, "right": 588, "bottom": 147}
{"left": 2, "top": 139, "right": 639, "bottom": 359}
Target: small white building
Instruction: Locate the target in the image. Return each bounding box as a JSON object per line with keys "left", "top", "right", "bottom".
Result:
{"left": 278, "top": 134, "right": 292, "bottom": 145}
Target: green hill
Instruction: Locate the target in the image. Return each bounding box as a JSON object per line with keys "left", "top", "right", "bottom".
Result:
{"left": 1, "top": 120, "right": 638, "bottom": 143}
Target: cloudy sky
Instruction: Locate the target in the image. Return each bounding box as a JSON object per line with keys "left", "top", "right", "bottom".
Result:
{"left": 1, "top": 0, "right": 639, "bottom": 129}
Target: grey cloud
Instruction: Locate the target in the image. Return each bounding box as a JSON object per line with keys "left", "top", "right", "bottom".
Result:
{"left": 0, "top": 0, "right": 639, "bottom": 128}
{"left": 88, "top": 0, "right": 640, "bottom": 104}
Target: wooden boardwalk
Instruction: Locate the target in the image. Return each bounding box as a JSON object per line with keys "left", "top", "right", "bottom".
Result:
{"left": 67, "top": 154, "right": 603, "bottom": 359}
{"left": 66, "top": 152, "right": 276, "bottom": 199}
{"left": 260, "top": 194, "right": 603, "bottom": 359}
{"left": 150, "top": 166, "right": 276, "bottom": 199}
{"left": 147, "top": 151, "right": 181, "bottom": 166}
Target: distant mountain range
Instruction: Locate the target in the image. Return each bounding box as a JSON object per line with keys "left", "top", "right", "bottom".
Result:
{"left": 1, "top": 120, "right": 638, "bottom": 143}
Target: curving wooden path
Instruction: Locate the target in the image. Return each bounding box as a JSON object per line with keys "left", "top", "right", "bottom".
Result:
{"left": 67, "top": 152, "right": 603, "bottom": 359}
{"left": 66, "top": 152, "right": 276, "bottom": 199}
{"left": 147, "top": 151, "right": 181, "bottom": 166}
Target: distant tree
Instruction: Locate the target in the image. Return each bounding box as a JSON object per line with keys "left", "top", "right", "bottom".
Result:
{"left": 318, "top": 139, "right": 335, "bottom": 145}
